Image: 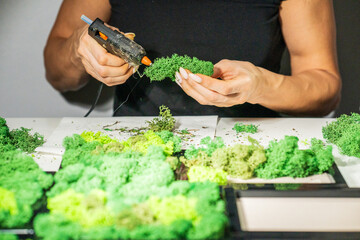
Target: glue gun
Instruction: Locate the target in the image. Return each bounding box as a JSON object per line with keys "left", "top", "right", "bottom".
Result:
{"left": 81, "top": 15, "right": 152, "bottom": 67}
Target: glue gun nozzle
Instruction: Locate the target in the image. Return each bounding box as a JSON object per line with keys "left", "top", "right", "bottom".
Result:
{"left": 141, "top": 56, "right": 152, "bottom": 66}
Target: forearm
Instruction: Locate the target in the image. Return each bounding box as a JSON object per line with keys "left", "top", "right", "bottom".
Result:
{"left": 254, "top": 68, "right": 341, "bottom": 116}
{"left": 44, "top": 27, "right": 88, "bottom": 92}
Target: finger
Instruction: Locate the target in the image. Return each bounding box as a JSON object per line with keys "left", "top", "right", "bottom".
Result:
{"left": 81, "top": 57, "right": 105, "bottom": 82}
{"left": 191, "top": 72, "right": 250, "bottom": 96}
{"left": 178, "top": 67, "right": 241, "bottom": 96}
{"left": 102, "top": 67, "right": 134, "bottom": 86}
{"left": 175, "top": 72, "right": 212, "bottom": 106}
{"left": 184, "top": 76, "right": 232, "bottom": 104}
{"left": 176, "top": 71, "right": 236, "bottom": 107}
{"left": 82, "top": 33, "right": 127, "bottom": 67}
{"left": 104, "top": 23, "right": 135, "bottom": 40}
{"left": 213, "top": 59, "right": 239, "bottom": 78}
{"left": 88, "top": 41, "right": 127, "bottom": 67}
{"left": 84, "top": 47, "right": 131, "bottom": 78}
{"left": 212, "top": 65, "right": 222, "bottom": 79}
{"left": 104, "top": 23, "right": 120, "bottom": 32}
{"left": 124, "top": 32, "right": 135, "bottom": 40}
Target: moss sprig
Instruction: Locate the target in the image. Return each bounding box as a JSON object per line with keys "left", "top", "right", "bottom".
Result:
{"left": 146, "top": 105, "right": 176, "bottom": 132}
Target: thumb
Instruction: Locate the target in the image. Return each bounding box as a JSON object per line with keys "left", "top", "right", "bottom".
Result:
{"left": 124, "top": 32, "right": 136, "bottom": 41}
{"left": 104, "top": 23, "right": 136, "bottom": 40}
{"left": 212, "top": 59, "right": 236, "bottom": 79}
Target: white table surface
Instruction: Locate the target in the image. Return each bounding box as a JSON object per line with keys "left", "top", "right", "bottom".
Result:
{"left": 5, "top": 117, "right": 360, "bottom": 188}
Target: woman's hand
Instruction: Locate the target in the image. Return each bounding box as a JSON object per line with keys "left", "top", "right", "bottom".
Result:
{"left": 76, "top": 25, "right": 135, "bottom": 87}
{"left": 175, "top": 59, "right": 265, "bottom": 107}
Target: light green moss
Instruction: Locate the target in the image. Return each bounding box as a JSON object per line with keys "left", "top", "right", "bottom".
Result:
{"left": 187, "top": 166, "right": 228, "bottom": 185}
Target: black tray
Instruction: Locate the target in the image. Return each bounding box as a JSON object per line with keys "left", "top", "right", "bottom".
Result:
{"left": 224, "top": 165, "right": 360, "bottom": 239}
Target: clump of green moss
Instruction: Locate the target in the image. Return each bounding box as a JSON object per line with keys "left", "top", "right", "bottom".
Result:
{"left": 183, "top": 137, "right": 266, "bottom": 180}
{"left": 146, "top": 105, "right": 176, "bottom": 132}
{"left": 144, "top": 54, "right": 214, "bottom": 81}
{"left": 0, "top": 117, "right": 52, "bottom": 228}
{"left": 255, "top": 136, "right": 334, "bottom": 179}
{"left": 35, "top": 136, "right": 227, "bottom": 239}
{"left": 233, "top": 123, "right": 258, "bottom": 134}
{"left": 0, "top": 150, "right": 53, "bottom": 228}
{"left": 322, "top": 113, "right": 360, "bottom": 158}
{"left": 0, "top": 117, "right": 44, "bottom": 153}
{"left": 36, "top": 182, "right": 227, "bottom": 240}
{"left": 0, "top": 118, "right": 10, "bottom": 141}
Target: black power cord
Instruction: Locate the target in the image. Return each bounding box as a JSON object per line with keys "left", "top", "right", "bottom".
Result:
{"left": 83, "top": 76, "right": 142, "bottom": 117}
{"left": 84, "top": 82, "right": 104, "bottom": 117}
{"left": 113, "top": 77, "right": 142, "bottom": 116}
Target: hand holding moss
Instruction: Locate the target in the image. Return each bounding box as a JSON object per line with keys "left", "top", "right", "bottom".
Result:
{"left": 144, "top": 54, "right": 214, "bottom": 81}
{"left": 175, "top": 59, "right": 264, "bottom": 107}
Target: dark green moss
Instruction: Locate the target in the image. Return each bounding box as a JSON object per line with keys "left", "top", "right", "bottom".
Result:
{"left": 0, "top": 117, "right": 44, "bottom": 153}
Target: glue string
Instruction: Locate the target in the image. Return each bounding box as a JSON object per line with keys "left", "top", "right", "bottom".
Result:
{"left": 112, "top": 69, "right": 144, "bottom": 116}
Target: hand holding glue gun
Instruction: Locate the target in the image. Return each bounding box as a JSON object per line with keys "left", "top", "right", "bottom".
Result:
{"left": 77, "top": 15, "right": 151, "bottom": 87}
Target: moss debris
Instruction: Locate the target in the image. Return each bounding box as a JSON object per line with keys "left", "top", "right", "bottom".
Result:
{"left": 144, "top": 54, "right": 214, "bottom": 81}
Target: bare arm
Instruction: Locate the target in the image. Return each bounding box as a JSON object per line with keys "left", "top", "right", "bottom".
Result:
{"left": 45, "top": 0, "right": 133, "bottom": 92}
{"left": 176, "top": 0, "right": 341, "bottom": 116}
{"left": 257, "top": 0, "right": 341, "bottom": 115}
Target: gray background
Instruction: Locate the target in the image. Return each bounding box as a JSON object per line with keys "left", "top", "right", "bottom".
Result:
{"left": 0, "top": 0, "right": 359, "bottom": 117}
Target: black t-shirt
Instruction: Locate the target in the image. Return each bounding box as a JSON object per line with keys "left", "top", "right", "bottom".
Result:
{"left": 109, "top": 0, "right": 285, "bottom": 117}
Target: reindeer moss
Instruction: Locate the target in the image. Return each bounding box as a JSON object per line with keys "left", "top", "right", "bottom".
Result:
{"left": 183, "top": 137, "right": 266, "bottom": 180}
{"left": 144, "top": 54, "right": 214, "bottom": 81}
{"left": 322, "top": 113, "right": 360, "bottom": 158}
{"left": 36, "top": 142, "right": 227, "bottom": 239}
{"left": 255, "top": 136, "right": 334, "bottom": 179}
{"left": 0, "top": 117, "right": 44, "bottom": 153}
